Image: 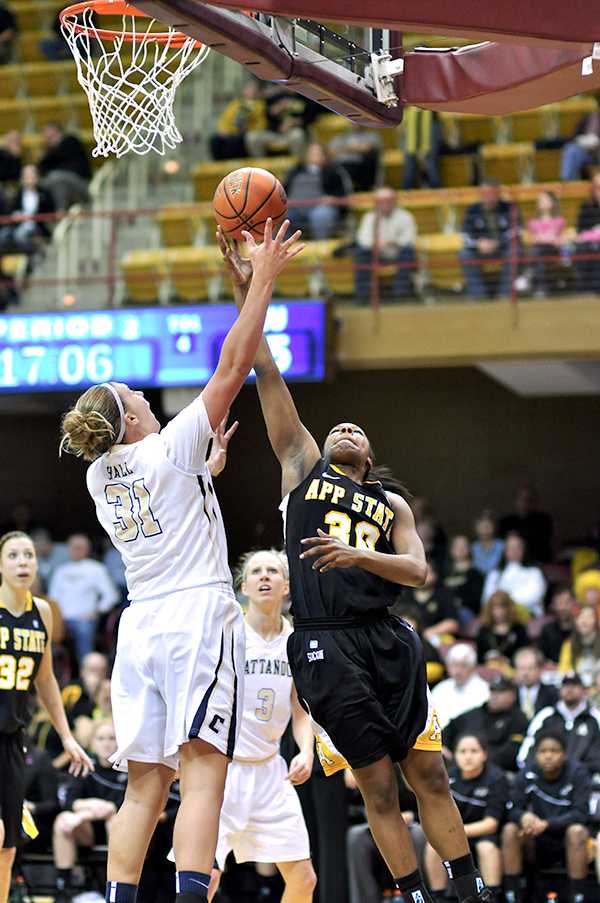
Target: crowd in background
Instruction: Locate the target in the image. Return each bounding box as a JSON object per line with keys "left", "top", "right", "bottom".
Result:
{"left": 5, "top": 481, "right": 600, "bottom": 903}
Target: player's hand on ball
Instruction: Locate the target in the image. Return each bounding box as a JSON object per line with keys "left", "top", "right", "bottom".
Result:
{"left": 207, "top": 413, "right": 239, "bottom": 478}
{"left": 241, "top": 219, "right": 304, "bottom": 282}
{"left": 300, "top": 529, "right": 358, "bottom": 572}
{"left": 216, "top": 226, "right": 252, "bottom": 287}
{"left": 287, "top": 750, "right": 313, "bottom": 785}
{"left": 63, "top": 734, "right": 94, "bottom": 777}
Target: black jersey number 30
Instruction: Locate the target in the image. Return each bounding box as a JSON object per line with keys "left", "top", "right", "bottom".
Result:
{"left": 324, "top": 511, "right": 380, "bottom": 550}
{"left": 0, "top": 654, "right": 35, "bottom": 691}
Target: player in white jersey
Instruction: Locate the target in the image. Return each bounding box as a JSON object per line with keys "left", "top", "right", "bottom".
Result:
{"left": 58, "top": 220, "right": 304, "bottom": 903}
{"left": 208, "top": 549, "right": 316, "bottom": 902}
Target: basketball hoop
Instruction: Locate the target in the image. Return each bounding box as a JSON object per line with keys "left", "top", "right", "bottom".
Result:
{"left": 60, "top": 0, "right": 210, "bottom": 158}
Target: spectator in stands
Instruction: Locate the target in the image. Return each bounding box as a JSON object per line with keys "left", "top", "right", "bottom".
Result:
{"left": 471, "top": 510, "right": 504, "bottom": 577}
{"left": 328, "top": 125, "right": 381, "bottom": 191}
{"left": 517, "top": 672, "right": 600, "bottom": 772}
{"left": 52, "top": 720, "right": 127, "bottom": 900}
{"left": 560, "top": 106, "right": 600, "bottom": 181}
{"left": 0, "top": 164, "right": 55, "bottom": 258}
{"left": 443, "top": 674, "right": 528, "bottom": 772}
{"left": 245, "top": 86, "right": 310, "bottom": 159}
{"left": 389, "top": 602, "right": 446, "bottom": 686}
{"left": 40, "top": 13, "right": 75, "bottom": 61}
{"left": 38, "top": 123, "right": 91, "bottom": 211}
{"left": 31, "top": 527, "right": 69, "bottom": 589}
{"left": 526, "top": 190, "right": 568, "bottom": 297}
{"left": 402, "top": 107, "right": 442, "bottom": 190}
{"left": 0, "top": 0, "right": 16, "bottom": 64}
{"left": 539, "top": 586, "right": 577, "bottom": 664}
{"left": 285, "top": 142, "right": 350, "bottom": 240}
{"left": 49, "top": 536, "right": 117, "bottom": 664}
{"left": 425, "top": 734, "right": 507, "bottom": 902}
{"left": 353, "top": 186, "right": 417, "bottom": 301}
{"left": 558, "top": 605, "right": 600, "bottom": 686}
{"left": 575, "top": 172, "right": 600, "bottom": 293}
{"left": 431, "top": 643, "right": 490, "bottom": 729}
{"left": 415, "top": 512, "right": 447, "bottom": 574}
{"left": 503, "top": 730, "right": 590, "bottom": 903}
{"left": 513, "top": 647, "right": 559, "bottom": 721}
{"left": 23, "top": 743, "right": 60, "bottom": 852}
{"left": 499, "top": 484, "right": 554, "bottom": 563}
{"left": 482, "top": 532, "right": 547, "bottom": 619}
{"left": 443, "top": 534, "right": 484, "bottom": 619}
{"left": 0, "top": 130, "right": 22, "bottom": 184}
{"left": 403, "top": 561, "right": 459, "bottom": 642}
{"left": 574, "top": 560, "right": 600, "bottom": 604}
{"left": 209, "top": 78, "right": 267, "bottom": 160}
{"left": 459, "top": 180, "right": 521, "bottom": 299}
{"left": 476, "top": 590, "right": 529, "bottom": 666}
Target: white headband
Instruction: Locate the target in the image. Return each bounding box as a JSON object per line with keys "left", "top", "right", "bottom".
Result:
{"left": 100, "top": 382, "right": 126, "bottom": 444}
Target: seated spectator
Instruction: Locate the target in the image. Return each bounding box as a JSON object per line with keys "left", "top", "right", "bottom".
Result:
{"left": 52, "top": 720, "right": 126, "bottom": 899}
{"left": 538, "top": 586, "right": 577, "bottom": 664}
{"left": 414, "top": 510, "right": 447, "bottom": 575}
{"left": 49, "top": 534, "right": 118, "bottom": 664}
{"left": 390, "top": 602, "right": 446, "bottom": 686}
{"left": 31, "top": 527, "right": 69, "bottom": 589}
{"left": 23, "top": 744, "right": 60, "bottom": 852}
{"left": 245, "top": 86, "right": 309, "bottom": 159}
{"left": 513, "top": 647, "right": 559, "bottom": 721}
{"left": 0, "top": 130, "right": 22, "bottom": 184}
{"left": 38, "top": 123, "right": 91, "bottom": 211}
{"left": 443, "top": 534, "right": 484, "bottom": 619}
{"left": 353, "top": 186, "right": 417, "bottom": 301}
{"left": 425, "top": 734, "right": 507, "bottom": 901}
{"left": 499, "top": 484, "right": 553, "bottom": 563}
{"left": 574, "top": 561, "right": 600, "bottom": 604}
{"left": 431, "top": 643, "right": 490, "bottom": 729}
{"left": 76, "top": 677, "right": 112, "bottom": 749}
{"left": 328, "top": 125, "right": 381, "bottom": 191}
{"left": 476, "top": 591, "right": 529, "bottom": 666}
{"left": 517, "top": 672, "right": 600, "bottom": 772}
{"left": 482, "top": 533, "right": 547, "bottom": 619}
{"left": 526, "top": 190, "right": 568, "bottom": 297}
{"left": 402, "top": 107, "right": 442, "bottom": 190}
{"left": 574, "top": 172, "right": 600, "bottom": 294}
{"left": 403, "top": 561, "right": 459, "bottom": 642}
{"left": 471, "top": 510, "right": 504, "bottom": 577}
{"left": 459, "top": 180, "right": 521, "bottom": 299}
{"left": 558, "top": 605, "right": 600, "bottom": 686}
{"left": 209, "top": 79, "right": 267, "bottom": 161}
{"left": 0, "top": 0, "right": 16, "bottom": 64}
{"left": 443, "top": 674, "right": 528, "bottom": 772}
{"left": 560, "top": 106, "right": 600, "bottom": 181}
{"left": 285, "top": 142, "right": 350, "bottom": 240}
{"left": 40, "top": 13, "right": 75, "bottom": 61}
{"left": 503, "top": 730, "right": 590, "bottom": 903}
{"left": 0, "top": 165, "right": 55, "bottom": 276}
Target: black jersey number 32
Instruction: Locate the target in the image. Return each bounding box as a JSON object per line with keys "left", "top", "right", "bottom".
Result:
{"left": 324, "top": 511, "right": 380, "bottom": 550}
{"left": 0, "top": 654, "right": 35, "bottom": 691}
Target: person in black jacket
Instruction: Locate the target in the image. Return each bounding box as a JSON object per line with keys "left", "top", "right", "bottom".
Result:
{"left": 475, "top": 592, "right": 529, "bottom": 667}
{"left": 443, "top": 535, "right": 484, "bottom": 621}
{"left": 52, "top": 719, "right": 127, "bottom": 899}
{"left": 23, "top": 744, "right": 60, "bottom": 852}
{"left": 0, "top": 130, "right": 22, "bottom": 185}
{"left": 574, "top": 172, "right": 600, "bottom": 293}
{"left": 443, "top": 675, "right": 528, "bottom": 773}
{"left": 38, "top": 123, "right": 91, "bottom": 211}
{"left": 513, "top": 647, "right": 560, "bottom": 721}
{"left": 538, "top": 588, "right": 576, "bottom": 665}
{"left": 516, "top": 672, "right": 600, "bottom": 772}
{"left": 502, "top": 729, "right": 591, "bottom": 903}
{"left": 0, "top": 164, "right": 55, "bottom": 250}
{"left": 425, "top": 734, "right": 508, "bottom": 902}
{"left": 284, "top": 142, "right": 351, "bottom": 240}
{"left": 459, "top": 180, "right": 521, "bottom": 299}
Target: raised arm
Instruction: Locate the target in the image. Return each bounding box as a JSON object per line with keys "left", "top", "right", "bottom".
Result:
{"left": 218, "top": 228, "right": 321, "bottom": 497}
{"left": 202, "top": 220, "right": 304, "bottom": 434}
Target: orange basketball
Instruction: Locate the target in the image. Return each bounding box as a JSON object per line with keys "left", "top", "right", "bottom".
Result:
{"left": 213, "top": 167, "right": 288, "bottom": 241}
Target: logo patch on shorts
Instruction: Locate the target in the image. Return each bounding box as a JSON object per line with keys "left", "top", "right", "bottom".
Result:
{"left": 411, "top": 892, "right": 426, "bottom": 903}
{"left": 307, "top": 649, "right": 324, "bottom": 662}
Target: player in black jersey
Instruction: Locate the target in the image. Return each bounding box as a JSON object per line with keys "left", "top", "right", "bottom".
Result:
{"left": 218, "top": 231, "right": 495, "bottom": 903}
{"left": 0, "top": 531, "right": 91, "bottom": 903}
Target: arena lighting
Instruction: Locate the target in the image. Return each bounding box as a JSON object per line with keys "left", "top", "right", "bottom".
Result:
{"left": 0, "top": 301, "right": 326, "bottom": 393}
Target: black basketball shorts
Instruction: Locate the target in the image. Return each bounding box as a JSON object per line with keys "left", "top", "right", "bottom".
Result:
{"left": 288, "top": 615, "right": 442, "bottom": 775}
{"left": 0, "top": 732, "right": 26, "bottom": 848}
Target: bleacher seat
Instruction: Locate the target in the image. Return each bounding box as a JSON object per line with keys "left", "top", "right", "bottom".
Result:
{"left": 166, "top": 246, "right": 223, "bottom": 302}
{"left": 416, "top": 233, "right": 464, "bottom": 293}
{"left": 17, "top": 30, "right": 47, "bottom": 63}
{"left": 12, "top": 0, "right": 61, "bottom": 32}
{"left": 121, "top": 250, "right": 167, "bottom": 304}
{"left": 440, "top": 112, "right": 498, "bottom": 147}
{"left": 480, "top": 142, "right": 535, "bottom": 184}
{"left": 23, "top": 60, "right": 80, "bottom": 97}
{"left": 554, "top": 96, "right": 598, "bottom": 139}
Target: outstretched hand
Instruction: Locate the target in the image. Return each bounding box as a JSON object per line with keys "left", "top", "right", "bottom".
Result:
{"left": 63, "top": 735, "right": 94, "bottom": 777}
{"left": 216, "top": 227, "right": 252, "bottom": 287}
{"left": 241, "top": 219, "right": 304, "bottom": 283}
{"left": 300, "top": 528, "right": 359, "bottom": 572}
{"left": 207, "top": 414, "right": 239, "bottom": 477}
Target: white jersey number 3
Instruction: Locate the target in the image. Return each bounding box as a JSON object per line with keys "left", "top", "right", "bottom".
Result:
{"left": 105, "top": 480, "right": 162, "bottom": 542}
{"left": 255, "top": 688, "right": 275, "bottom": 722}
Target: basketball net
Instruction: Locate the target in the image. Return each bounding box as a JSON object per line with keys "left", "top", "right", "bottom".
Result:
{"left": 60, "top": 0, "right": 210, "bottom": 158}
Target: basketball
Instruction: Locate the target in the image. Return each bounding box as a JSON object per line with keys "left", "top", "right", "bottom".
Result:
{"left": 213, "top": 167, "right": 288, "bottom": 241}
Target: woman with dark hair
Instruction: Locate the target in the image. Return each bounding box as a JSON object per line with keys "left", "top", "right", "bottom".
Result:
{"left": 476, "top": 592, "right": 529, "bottom": 665}
{"left": 558, "top": 606, "right": 600, "bottom": 686}
{"left": 482, "top": 533, "right": 546, "bottom": 619}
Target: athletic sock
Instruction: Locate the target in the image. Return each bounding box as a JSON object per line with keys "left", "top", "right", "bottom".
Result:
{"left": 105, "top": 882, "right": 138, "bottom": 903}
{"left": 175, "top": 871, "right": 211, "bottom": 902}
{"left": 56, "top": 868, "right": 72, "bottom": 891}
{"left": 503, "top": 874, "right": 524, "bottom": 903}
{"left": 394, "top": 868, "right": 435, "bottom": 903}
{"left": 570, "top": 877, "right": 587, "bottom": 903}
{"left": 443, "top": 854, "right": 485, "bottom": 901}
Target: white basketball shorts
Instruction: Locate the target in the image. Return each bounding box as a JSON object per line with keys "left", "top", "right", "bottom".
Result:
{"left": 110, "top": 585, "right": 245, "bottom": 771}
{"left": 215, "top": 755, "right": 311, "bottom": 868}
